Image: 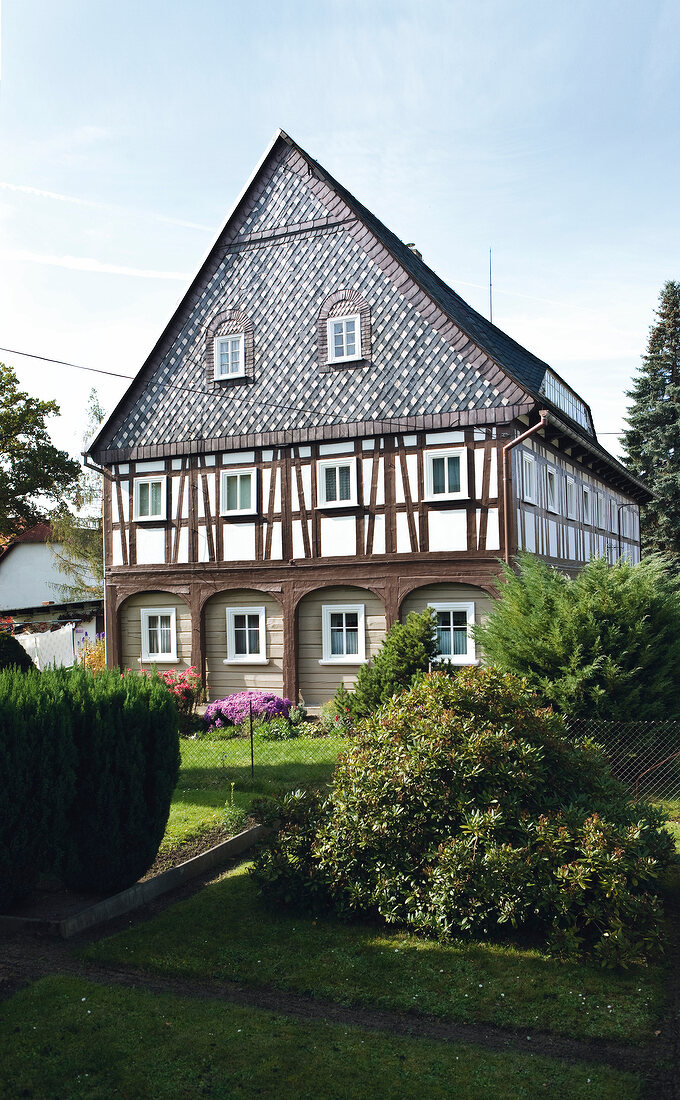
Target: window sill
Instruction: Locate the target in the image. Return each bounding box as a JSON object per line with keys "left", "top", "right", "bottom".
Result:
{"left": 138, "top": 656, "right": 177, "bottom": 664}
{"left": 221, "top": 511, "right": 258, "bottom": 519}
{"left": 318, "top": 658, "right": 367, "bottom": 666}
{"left": 223, "top": 658, "right": 269, "bottom": 665}
{"left": 134, "top": 516, "right": 167, "bottom": 524}
{"left": 424, "top": 495, "right": 470, "bottom": 504}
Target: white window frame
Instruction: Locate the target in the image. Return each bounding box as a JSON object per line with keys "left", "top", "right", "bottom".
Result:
{"left": 220, "top": 468, "right": 256, "bottom": 516}
{"left": 326, "top": 314, "right": 362, "bottom": 364}
{"left": 595, "top": 492, "right": 604, "bottom": 529}
{"left": 522, "top": 452, "right": 537, "bottom": 505}
{"left": 609, "top": 498, "right": 618, "bottom": 532}
{"left": 319, "top": 603, "right": 366, "bottom": 665}
{"left": 133, "top": 476, "right": 166, "bottom": 522}
{"left": 582, "top": 486, "right": 591, "bottom": 525}
{"left": 546, "top": 466, "right": 559, "bottom": 513}
{"left": 224, "top": 606, "right": 268, "bottom": 665}
{"left": 424, "top": 448, "right": 468, "bottom": 501}
{"left": 566, "top": 476, "right": 576, "bottom": 519}
{"left": 214, "top": 332, "right": 246, "bottom": 380}
{"left": 140, "top": 607, "right": 177, "bottom": 663}
{"left": 317, "top": 457, "right": 357, "bottom": 508}
{"left": 429, "top": 601, "right": 476, "bottom": 665}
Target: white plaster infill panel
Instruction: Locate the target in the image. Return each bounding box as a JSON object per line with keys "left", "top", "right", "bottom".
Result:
{"left": 136, "top": 526, "right": 166, "bottom": 565}
{"left": 223, "top": 523, "right": 256, "bottom": 562}
{"left": 320, "top": 514, "right": 356, "bottom": 557}
{"left": 486, "top": 508, "right": 500, "bottom": 550}
{"left": 396, "top": 512, "right": 411, "bottom": 553}
{"left": 428, "top": 510, "right": 467, "bottom": 552}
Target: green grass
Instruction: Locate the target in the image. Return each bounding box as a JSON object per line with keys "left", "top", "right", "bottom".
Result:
{"left": 0, "top": 976, "right": 642, "bottom": 1100}
{"left": 86, "top": 864, "right": 665, "bottom": 1044}
{"left": 162, "top": 733, "right": 345, "bottom": 852}
{"left": 658, "top": 798, "right": 680, "bottom": 851}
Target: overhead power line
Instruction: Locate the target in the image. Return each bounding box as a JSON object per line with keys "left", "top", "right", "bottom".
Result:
{"left": 0, "top": 343, "right": 627, "bottom": 433}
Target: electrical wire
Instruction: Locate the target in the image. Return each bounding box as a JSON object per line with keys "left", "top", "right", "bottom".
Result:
{"left": 0, "top": 343, "right": 628, "bottom": 433}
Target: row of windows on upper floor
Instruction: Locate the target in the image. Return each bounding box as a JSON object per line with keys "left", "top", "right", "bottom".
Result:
{"left": 132, "top": 448, "right": 472, "bottom": 521}
{"left": 521, "top": 452, "right": 635, "bottom": 534}
{"left": 214, "top": 313, "right": 361, "bottom": 380}
{"left": 139, "top": 602, "right": 477, "bottom": 666}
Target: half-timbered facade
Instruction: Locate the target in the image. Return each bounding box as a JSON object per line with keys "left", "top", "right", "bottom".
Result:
{"left": 87, "top": 131, "right": 649, "bottom": 706}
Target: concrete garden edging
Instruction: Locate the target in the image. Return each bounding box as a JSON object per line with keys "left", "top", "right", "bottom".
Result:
{"left": 0, "top": 824, "right": 266, "bottom": 939}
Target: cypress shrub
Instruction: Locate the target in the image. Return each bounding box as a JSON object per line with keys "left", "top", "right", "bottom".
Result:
{"left": 60, "top": 668, "right": 180, "bottom": 894}
{"left": 0, "top": 632, "right": 35, "bottom": 672}
{"left": 342, "top": 609, "right": 439, "bottom": 718}
{"left": 0, "top": 668, "right": 75, "bottom": 909}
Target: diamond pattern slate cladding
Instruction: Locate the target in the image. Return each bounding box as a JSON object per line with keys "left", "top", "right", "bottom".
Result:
{"left": 235, "top": 159, "right": 331, "bottom": 239}
{"left": 109, "top": 214, "right": 508, "bottom": 450}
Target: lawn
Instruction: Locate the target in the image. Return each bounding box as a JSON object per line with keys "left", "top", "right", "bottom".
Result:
{"left": 162, "top": 732, "right": 345, "bottom": 852}
{"left": 85, "top": 863, "right": 666, "bottom": 1044}
{"left": 0, "top": 975, "right": 642, "bottom": 1100}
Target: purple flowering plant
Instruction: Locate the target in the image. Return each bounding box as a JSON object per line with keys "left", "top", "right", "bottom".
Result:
{"left": 204, "top": 690, "right": 292, "bottom": 732}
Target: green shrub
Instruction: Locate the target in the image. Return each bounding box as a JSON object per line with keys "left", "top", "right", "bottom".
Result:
{"left": 0, "top": 668, "right": 75, "bottom": 909}
{"left": 345, "top": 609, "right": 439, "bottom": 718}
{"left": 60, "top": 668, "right": 180, "bottom": 894}
{"left": 474, "top": 553, "right": 680, "bottom": 720}
{"left": 0, "top": 632, "right": 35, "bottom": 673}
{"left": 259, "top": 716, "right": 298, "bottom": 741}
{"left": 253, "top": 668, "right": 675, "bottom": 964}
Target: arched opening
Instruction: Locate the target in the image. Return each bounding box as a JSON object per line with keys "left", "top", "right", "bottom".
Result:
{"left": 203, "top": 588, "right": 284, "bottom": 701}
{"left": 297, "top": 585, "right": 386, "bottom": 708}
{"left": 399, "top": 582, "right": 494, "bottom": 666}
{"left": 119, "top": 590, "right": 192, "bottom": 673}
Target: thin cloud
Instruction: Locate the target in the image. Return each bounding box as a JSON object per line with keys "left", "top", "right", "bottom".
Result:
{"left": 8, "top": 248, "right": 189, "bottom": 280}
{"left": 0, "top": 180, "right": 213, "bottom": 232}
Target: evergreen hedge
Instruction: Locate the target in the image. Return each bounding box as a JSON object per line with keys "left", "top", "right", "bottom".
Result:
{"left": 60, "top": 668, "right": 180, "bottom": 894}
{"left": 0, "top": 669, "right": 75, "bottom": 909}
{"left": 0, "top": 667, "right": 180, "bottom": 908}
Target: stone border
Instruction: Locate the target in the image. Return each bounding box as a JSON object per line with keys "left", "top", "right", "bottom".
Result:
{"left": 0, "top": 825, "right": 265, "bottom": 939}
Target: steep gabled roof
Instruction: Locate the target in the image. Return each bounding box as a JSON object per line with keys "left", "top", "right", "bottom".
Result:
{"left": 87, "top": 130, "right": 645, "bottom": 499}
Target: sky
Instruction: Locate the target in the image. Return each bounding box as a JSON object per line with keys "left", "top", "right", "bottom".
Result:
{"left": 0, "top": 0, "right": 678, "bottom": 462}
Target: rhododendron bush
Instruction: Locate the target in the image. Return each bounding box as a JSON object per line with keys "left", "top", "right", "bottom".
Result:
{"left": 253, "top": 668, "right": 675, "bottom": 966}
{"left": 204, "top": 690, "right": 292, "bottom": 732}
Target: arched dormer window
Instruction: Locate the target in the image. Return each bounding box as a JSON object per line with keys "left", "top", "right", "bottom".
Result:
{"left": 205, "top": 308, "right": 255, "bottom": 385}
{"left": 317, "top": 289, "right": 371, "bottom": 374}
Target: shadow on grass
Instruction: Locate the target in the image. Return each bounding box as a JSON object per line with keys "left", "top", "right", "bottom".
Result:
{"left": 177, "top": 761, "right": 338, "bottom": 795}
{"left": 86, "top": 863, "right": 666, "bottom": 1046}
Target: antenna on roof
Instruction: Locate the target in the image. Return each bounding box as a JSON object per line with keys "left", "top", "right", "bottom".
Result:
{"left": 489, "top": 247, "right": 493, "bottom": 324}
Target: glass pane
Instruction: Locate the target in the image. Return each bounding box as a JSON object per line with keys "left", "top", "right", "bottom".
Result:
{"left": 338, "top": 465, "right": 351, "bottom": 501}
{"left": 159, "top": 615, "right": 172, "bottom": 655}
{"left": 230, "top": 338, "right": 241, "bottom": 373}
{"left": 330, "top": 612, "right": 344, "bottom": 655}
{"left": 219, "top": 343, "right": 230, "bottom": 373}
{"left": 247, "top": 614, "right": 260, "bottom": 655}
{"left": 148, "top": 614, "right": 159, "bottom": 654}
{"left": 239, "top": 474, "right": 251, "bottom": 510}
{"left": 447, "top": 456, "right": 460, "bottom": 493}
{"left": 333, "top": 322, "right": 344, "bottom": 357}
{"left": 431, "top": 457, "right": 445, "bottom": 495}
{"left": 345, "top": 613, "right": 358, "bottom": 654}
{"left": 453, "top": 627, "right": 468, "bottom": 655}
{"left": 325, "top": 466, "right": 337, "bottom": 502}
{"left": 151, "top": 481, "right": 162, "bottom": 515}
{"left": 436, "top": 611, "right": 451, "bottom": 655}
{"left": 138, "top": 482, "right": 149, "bottom": 516}
{"left": 226, "top": 475, "right": 237, "bottom": 511}
{"left": 345, "top": 319, "right": 355, "bottom": 356}
{"left": 234, "top": 630, "right": 246, "bottom": 655}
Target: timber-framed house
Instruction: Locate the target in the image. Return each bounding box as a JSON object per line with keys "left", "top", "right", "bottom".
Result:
{"left": 87, "top": 131, "right": 650, "bottom": 706}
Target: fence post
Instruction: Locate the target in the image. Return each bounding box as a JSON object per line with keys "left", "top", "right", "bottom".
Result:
{"left": 249, "top": 695, "right": 254, "bottom": 780}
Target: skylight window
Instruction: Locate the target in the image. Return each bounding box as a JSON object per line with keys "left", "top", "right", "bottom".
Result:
{"left": 540, "top": 371, "right": 592, "bottom": 433}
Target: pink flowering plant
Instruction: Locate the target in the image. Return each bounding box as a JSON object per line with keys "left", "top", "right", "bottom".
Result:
{"left": 140, "top": 666, "right": 203, "bottom": 729}
{"left": 204, "top": 690, "right": 292, "bottom": 734}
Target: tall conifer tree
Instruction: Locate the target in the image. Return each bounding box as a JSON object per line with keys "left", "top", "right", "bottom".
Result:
{"left": 623, "top": 280, "right": 680, "bottom": 559}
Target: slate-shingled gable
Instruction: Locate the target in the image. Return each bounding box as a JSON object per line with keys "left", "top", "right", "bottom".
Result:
{"left": 89, "top": 132, "right": 542, "bottom": 463}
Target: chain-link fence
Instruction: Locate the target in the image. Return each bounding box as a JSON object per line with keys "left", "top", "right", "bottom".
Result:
{"left": 178, "top": 713, "right": 680, "bottom": 805}
{"left": 568, "top": 719, "right": 680, "bottom": 802}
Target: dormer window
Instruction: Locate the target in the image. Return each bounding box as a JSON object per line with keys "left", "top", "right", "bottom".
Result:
{"left": 327, "top": 315, "right": 361, "bottom": 363}
{"left": 214, "top": 333, "right": 245, "bottom": 379}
